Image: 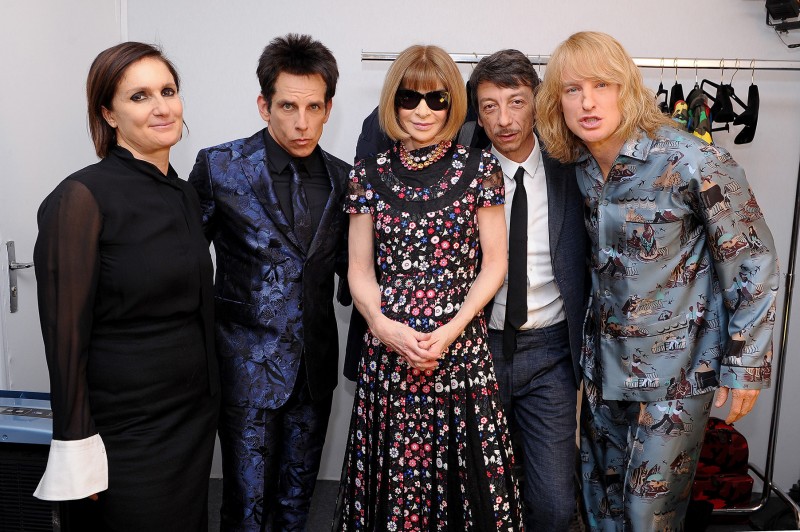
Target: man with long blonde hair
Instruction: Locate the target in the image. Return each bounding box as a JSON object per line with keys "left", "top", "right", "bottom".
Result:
{"left": 536, "top": 31, "right": 779, "bottom": 530}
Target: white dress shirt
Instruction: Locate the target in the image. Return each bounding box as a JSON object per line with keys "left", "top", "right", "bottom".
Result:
{"left": 489, "top": 136, "right": 566, "bottom": 330}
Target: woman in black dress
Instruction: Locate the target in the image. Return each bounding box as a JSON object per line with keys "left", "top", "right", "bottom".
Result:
{"left": 33, "top": 42, "right": 219, "bottom": 530}
{"left": 335, "top": 45, "right": 522, "bottom": 531}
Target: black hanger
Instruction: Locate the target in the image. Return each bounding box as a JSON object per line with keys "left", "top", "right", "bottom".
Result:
{"left": 656, "top": 59, "right": 669, "bottom": 114}
{"left": 668, "top": 60, "right": 685, "bottom": 112}
{"left": 657, "top": 83, "right": 669, "bottom": 114}
{"left": 684, "top": 61, "right": 704, "bottom": 133}
{"left": 700, "top": 79, "right": 737, "bottom": 125}
{"left": 700, "top": 62, "right": 736, "bottom": 123}
{"left": 734, "top": 61, "right": 759, "bottom": 144}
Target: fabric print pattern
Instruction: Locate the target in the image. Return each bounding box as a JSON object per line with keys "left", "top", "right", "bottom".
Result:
{"left": 334, "top": 144, "right": 522, "bottom": 531}
{"left": 580, "top": 385, "right": 712, "bottom": 531}
{"left": 578, "top": 127, "right": 779, "bottom": 402}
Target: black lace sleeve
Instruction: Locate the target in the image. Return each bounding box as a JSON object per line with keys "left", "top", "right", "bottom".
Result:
{"left": 34, "top": 179, "right": 102, "bottom": 441}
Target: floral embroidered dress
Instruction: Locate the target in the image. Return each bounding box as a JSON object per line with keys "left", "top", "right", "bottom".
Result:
{"left": 334, "top": 143, "right": 522, "bottom": 531}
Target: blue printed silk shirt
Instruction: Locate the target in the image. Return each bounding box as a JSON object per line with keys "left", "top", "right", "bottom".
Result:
{"left": 579, "top": 126, "right": 779, "bottom": 402}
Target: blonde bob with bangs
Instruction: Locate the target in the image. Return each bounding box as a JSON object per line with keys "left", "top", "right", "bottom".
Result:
{"left": 378, "top": 44, "right": 467, "bottom": 144}
{"left": 536, "top": 31, "right": 673, "bottom": 163}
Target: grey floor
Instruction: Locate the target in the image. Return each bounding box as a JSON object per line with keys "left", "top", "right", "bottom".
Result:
{"left": 207, "top": 478, "right": 798, "bottom": 531}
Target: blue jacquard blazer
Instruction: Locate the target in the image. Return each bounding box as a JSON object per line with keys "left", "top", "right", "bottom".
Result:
{"left": 189, "top": 129, "right": 351, "bottom": 409}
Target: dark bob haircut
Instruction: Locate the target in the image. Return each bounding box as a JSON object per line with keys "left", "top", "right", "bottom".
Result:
{"left": 256, "top": 33, "right": 339, "bottom": 107}
{"left": 467, "top": 49, "right": 540, "bottom": 113}
{"left": 86, "top": 42, "right": 180, "bottom": 158}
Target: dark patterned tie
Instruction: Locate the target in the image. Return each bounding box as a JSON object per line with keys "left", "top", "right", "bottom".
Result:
{"left": 503, "top": 166, "right": 527, "bottom": 357}
{"left": 289, "top": 161, "right": 313, "bottom": 252}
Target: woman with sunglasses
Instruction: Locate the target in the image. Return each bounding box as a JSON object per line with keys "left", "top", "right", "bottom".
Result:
{"left": 334, "top": 45, "right": 521, "bottom": 531}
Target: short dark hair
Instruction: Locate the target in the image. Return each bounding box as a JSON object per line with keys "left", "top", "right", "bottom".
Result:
{"left": 256, "top": 34, "right": 339, "bottom": 107}
{"left": 468, "top": 49, "right": 539, "bottom": 113}
{"left": 87, "top": 42, "right": 180, "bottom": 158}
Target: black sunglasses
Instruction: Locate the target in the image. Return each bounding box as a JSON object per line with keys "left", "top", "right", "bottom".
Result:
{"left": 395, "top": 89, "right": 451, "bottom": 111}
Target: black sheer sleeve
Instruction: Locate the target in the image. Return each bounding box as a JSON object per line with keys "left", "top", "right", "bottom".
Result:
{"left": 34, "top": 179, "right": 102, "bottom": 441}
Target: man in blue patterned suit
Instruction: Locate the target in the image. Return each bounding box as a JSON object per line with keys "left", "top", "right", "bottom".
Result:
{"left": 469, "top": 50, "right": 588, "bottom": 531}
{"left": 189, "top": 34, "right": 350, "bottom": 531}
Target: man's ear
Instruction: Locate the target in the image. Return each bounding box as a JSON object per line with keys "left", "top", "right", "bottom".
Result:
{"left": 257, "top": 94, "right": 270, "bottom": 123}
{"left": 323, "top": 98, "right": 333, "bottom": 123}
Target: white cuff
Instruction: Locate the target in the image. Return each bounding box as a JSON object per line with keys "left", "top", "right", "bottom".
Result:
{"left": 33, "top": 434, "right": 108, "bottom": 501}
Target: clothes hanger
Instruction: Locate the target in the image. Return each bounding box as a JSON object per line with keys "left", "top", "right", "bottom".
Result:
{"left": 734, "top": 60, "right": 759, "bottom": 144}
{"left": 668, "top": 58, "right": 685, "bottom": 112}
{"left": 709, "top": 60, "right": 737, "bottom": 123}
{"left": 685, "top": 59, "right": 704, "bottom": 114}
{"left": 700, "top": 61, "right": 737, "bottom": 132}
{"left": 686, "top": 60, "right": 714, "bottom": 142}
{"left": 656, "top": 58, "right": 669, "bottom": 114}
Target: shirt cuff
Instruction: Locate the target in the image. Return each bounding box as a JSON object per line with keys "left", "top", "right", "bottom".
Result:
{"left": 719, "top": 365, "right": 771, "bottom": 390}
{"left": 33, "top": 434, "right": 108, "bottom": 501}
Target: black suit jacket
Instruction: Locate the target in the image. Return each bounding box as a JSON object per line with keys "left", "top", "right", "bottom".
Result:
{"left": 493, "top": 139, "right": 588, "bottom": 386}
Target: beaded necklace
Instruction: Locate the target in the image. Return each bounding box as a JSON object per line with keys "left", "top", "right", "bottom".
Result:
{"left": 398, "top": 140, "right": 452, "bottom": 171}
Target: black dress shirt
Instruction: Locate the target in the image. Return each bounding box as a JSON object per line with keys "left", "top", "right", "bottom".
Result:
{"left": 263, "top": 129, "right": 331, "bottom": 235}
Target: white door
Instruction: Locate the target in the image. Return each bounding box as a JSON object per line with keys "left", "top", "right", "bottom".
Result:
{"left": 0, "top": 230, "right": 10, "bottom": 389}
{"left": 0, "top": 1, "right": 122, "bottom": 392}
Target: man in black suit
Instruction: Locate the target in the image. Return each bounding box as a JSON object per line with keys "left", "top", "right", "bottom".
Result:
{"left": 469, "top": 49, "right": 587, "bottom": 531}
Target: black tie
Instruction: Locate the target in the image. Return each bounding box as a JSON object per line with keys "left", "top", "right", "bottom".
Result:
{"left": 289, "top": 162, "right": 313, "bottom": 252}
{"left": 503, "top": 166, "right": 527, "bottom": 357}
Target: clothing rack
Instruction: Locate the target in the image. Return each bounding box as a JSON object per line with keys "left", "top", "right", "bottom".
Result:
{"left": 363, "top": 50, "right": 800, "bottom": 526}
{"left": 362, "top": 52, "right": 800, "bottom": 71}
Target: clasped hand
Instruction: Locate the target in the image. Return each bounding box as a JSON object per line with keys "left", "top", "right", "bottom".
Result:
{"left": 371, "top": 316, "right": 460, "bottom": 372}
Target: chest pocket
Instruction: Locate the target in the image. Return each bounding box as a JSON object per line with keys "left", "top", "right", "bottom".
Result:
{"left": 622, "top": 204, "right": 694, "bottom": 266}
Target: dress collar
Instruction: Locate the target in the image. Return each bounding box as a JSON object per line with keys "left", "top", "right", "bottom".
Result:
{"left": 109, "top": 145, "right": 180, "bottom": 187}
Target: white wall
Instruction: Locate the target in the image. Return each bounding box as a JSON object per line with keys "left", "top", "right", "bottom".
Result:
{"left": 0, "top": 2, "right": 122, "bottom": 388}
{"left": 124, "top": 0, "right": 800, "bottom": 490}
{"left": 2, "top": 0, "right": 799, "bottom": 495}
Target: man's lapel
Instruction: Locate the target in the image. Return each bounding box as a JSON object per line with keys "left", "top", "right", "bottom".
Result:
{"left": 239, "top": 131, "right": 306, "bottom": 253}
{"left": 540, "top": 144, "right": 568, "bottom": 258}
{"left": 306, "top": 151, "right": 344, "bottom": 257}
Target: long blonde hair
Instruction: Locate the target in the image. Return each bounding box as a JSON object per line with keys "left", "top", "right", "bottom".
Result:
{"left": 536, "top": 31, "right": 672, "bottom": 163}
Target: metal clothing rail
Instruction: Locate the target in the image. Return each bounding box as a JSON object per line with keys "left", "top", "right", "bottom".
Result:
{"left": 362, "top": 49, "right": 800, "bottom": 526}
{"left": 361, "top": 51, "right": 800, "bottom": 71}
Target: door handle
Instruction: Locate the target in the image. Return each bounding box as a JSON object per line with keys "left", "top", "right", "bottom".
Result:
{"left": 6, "top": 241, "right": 34, "bottom": 313}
